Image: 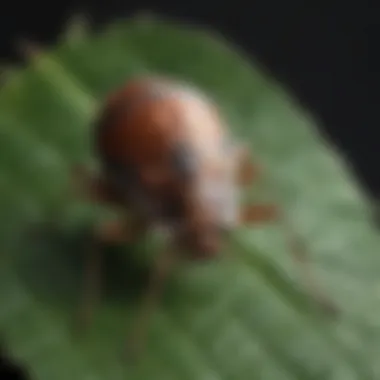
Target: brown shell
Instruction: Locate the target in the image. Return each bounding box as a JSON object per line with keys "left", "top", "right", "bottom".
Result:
{"left": 95, "top": 76, "right": 226, "bottom": 181}
{"left": 94, "top": 76, "right": 239, "bottom": 257}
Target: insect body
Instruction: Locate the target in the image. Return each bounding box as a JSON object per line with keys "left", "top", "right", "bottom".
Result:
{"left": 93, "top": 76, "right": 248, "bottom": 256}
{"left": 73, "top": 75, "right": 338, "bottom": 357}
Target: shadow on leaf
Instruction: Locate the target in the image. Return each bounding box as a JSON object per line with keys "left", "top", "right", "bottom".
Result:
{"left": 15, "top": 221, "right": 158, "bottom": 311}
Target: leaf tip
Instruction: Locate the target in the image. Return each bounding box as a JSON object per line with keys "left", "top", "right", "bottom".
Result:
{"left": 63, "top": 12, "right": 92, "bottom": 44}
{"left": 131, "top": 10, "right": 158, "bottom": 26}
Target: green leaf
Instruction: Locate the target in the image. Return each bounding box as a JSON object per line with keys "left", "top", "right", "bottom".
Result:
{"left": 0, "top": 15, "right": 379, "bottom": 380}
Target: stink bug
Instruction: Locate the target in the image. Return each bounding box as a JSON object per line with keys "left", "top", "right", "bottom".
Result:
{"left": 72, "top": 75, "right": 338, "bottom": 357}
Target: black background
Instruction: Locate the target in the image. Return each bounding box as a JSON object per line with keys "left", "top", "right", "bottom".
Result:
{"left": 0, "top": 0, "right": 373, "bottom": 378}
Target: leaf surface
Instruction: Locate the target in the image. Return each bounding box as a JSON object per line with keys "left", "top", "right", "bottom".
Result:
{"left": 0, "top": 16, "right": 379, "bottom": 380}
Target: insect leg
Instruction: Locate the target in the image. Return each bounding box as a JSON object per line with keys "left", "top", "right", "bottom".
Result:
{"left": 241, "top": 202, "right": 338, "bottom": 315}
{"left": 75, "top": 230, "right": 103, "bottom": 333}
{"left": 235, "top": 145, "right": 260, "bottom": 187}
{"left": 75, "top": 214, "right": 149, "bottom": 333}
{"left": 70, "top": 165, "right": 122, "bottom": 206}
{"left": 95, "top": 215, "right": 149, "bottom": 245}
{"left": 240, "top": 203, "right": 281, "bottom": 224}
{"left": 236, "top": 144, "right": 338, "bottom": 315}
{"left": 283, "top": 224, "right": 339, "bottom": 316}
{"left": 125, "top": 242, "right": 178, "bottom": 360}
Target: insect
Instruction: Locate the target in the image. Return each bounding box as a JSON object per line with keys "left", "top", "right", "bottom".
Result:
{"left": 72, "top": 75, "right": 338, "bottom": 358}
